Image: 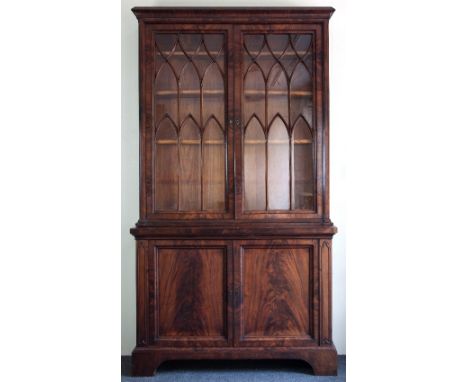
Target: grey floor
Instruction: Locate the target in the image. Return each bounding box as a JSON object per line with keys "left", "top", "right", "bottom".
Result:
{"left": 121, "top": 356, "right": 345, "bottom": 381}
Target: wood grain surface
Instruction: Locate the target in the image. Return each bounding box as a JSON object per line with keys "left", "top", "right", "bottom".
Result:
{"left": 158, "top": 247, "right": 226, "bottom": 338}
{"left": 242, "top": 246, "right": 310, "bottom": 337}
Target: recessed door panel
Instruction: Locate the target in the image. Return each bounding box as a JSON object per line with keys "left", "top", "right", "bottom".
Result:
{"left": 148, "top": 241, "right": 231, "bottom": 347}
{"left": 236, "top": 240, "right": 318, "bottom": 346}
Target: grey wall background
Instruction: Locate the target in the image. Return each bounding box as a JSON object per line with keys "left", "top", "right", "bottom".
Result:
{"left": 122, "top": 0, "right": 346, "bottom": 355}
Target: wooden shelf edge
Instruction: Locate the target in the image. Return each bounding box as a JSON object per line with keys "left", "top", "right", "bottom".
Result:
{"left": 130, "top": 221, "right": 337, "bottom": 239}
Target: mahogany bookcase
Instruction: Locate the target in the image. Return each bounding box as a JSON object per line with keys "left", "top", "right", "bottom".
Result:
{"left": 130, "top": 7, "right": 337, "bottom": 376}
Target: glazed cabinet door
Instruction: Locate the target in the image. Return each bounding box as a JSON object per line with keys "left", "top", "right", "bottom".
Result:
{"left": 140, "top": 24, "right": 234, "bottom": 220}
{"left": 137, "top": 240, "right": 233, "bottom": 347}
{"left": 234, "top": 239, "right": 320, "bottom": 347}
{"left": 235, "top": 24, "right": 326, "bottom": 220}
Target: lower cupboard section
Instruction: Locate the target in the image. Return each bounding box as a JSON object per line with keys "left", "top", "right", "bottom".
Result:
{"left": 136, "top": 238, "right": 333, "bottom": 348}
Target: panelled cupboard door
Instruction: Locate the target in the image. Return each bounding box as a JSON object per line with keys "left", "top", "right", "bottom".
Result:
{"left": 142, "top": 24, "right": 234, "bottom": 220}
{"left": 235, "top": 24, "right": 325, "bottom": 219}
{"left": 234, "top": 240, "right": 319, "bottom": 347}
{"left": 143, "top": 240, "right": 233, "bottom": 347}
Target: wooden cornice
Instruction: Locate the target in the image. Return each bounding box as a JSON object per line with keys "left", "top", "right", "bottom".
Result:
{"left": 131, "top": 7, "right": 335, "bottom": 23}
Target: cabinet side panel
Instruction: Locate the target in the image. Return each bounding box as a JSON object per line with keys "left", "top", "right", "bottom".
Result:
{"left": 319, "top": 239, "right": 332, "bottom": 344}
{"left": 136, "top": 241, "right": 149, "bottom": 345}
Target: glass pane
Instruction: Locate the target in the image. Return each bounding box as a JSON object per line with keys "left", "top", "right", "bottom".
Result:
{"left": 193, "top": 40, "right": 212, "bottom": 77}
{"left": 267, "top": 63, "right": 288, "bottom": 126}
{"left": 180, "top": 62, "right": 201, "bottom": 124}
{"left": 166, "top": 39, "right": 189, "bottom": 76}
{"left": 244, "top": 118, "right": 266, "bottom": 210}
{"left": 155, "top": 119, "right": 178, "bottom": 211}
{"left": 153, "top": 33, "right": 226, "bottom": 214}
{"left": 243, "top": 35, "right": 262, "bottom": 73}
{"left": 256, "top": 42, "right": 275, "bottom": 77}
{"left": 266, "top": 34, "right": 289, "bottom": 59}
{"left": 179, "top": 119, "right": 201, "bottom": 210}
{"left": 155, "top": 34, "right": 177, "bottom": 55}
{"left": 292, "top": 34, "right": 312, "bottom": 57}
{"left": 204, "top": 34, "right": 224, "bottom": 56}
{"left": 179, "top": 34, "right": 202, "bottom": 56}
{"left": 203, "top": 120, "right": 225, "bottom": 211}
{"left": 244, "top": 34, "right": 275, "bottom": 77}
{"left": 204, "top": 34, "right": 225, "bottom": 83}
{"left": 280, "top": 42, "right": 299, "bottom": 77}
{"left": 242, "top": 32, "right": 314, "bottom": 214}
{"left": 290, "top": 62, "right": 313, "bottom": 126}
{"left": 244, "top": 35, "right": 264, "bottom": 58}
{"left": 243, "top": 64, "right": 265, "bottom": 127}
{"left": 203, "top": 63, "right": 224, "bottom": 127}
{"left": 267, "top": 117, "right": 290, "bottom": 210}
{"left": 293, "top": 118, "right": 314, "bottom": 210}
{"left": 154, "top": 63, "right": 178, "bottom": 125}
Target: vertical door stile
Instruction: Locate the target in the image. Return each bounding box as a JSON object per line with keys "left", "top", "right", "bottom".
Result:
{"left": 226, "top": 23, "right": 236, "bottom": 347}
{"left": 232, "top": 240, "right": 241, "bottom": 347}
{"left": 233, "top": 24, "right": 243, "bottom": 219}
{"left": 227, "top": 25, "right": 234, "bottom": 218}
{"left": 231, "top": 24, "right": 241, "bottom": 347}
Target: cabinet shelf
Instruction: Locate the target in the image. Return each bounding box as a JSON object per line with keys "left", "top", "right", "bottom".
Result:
{"left": 158, "top": 50, "right": 222, "bottom": 56}
{"left": 244, "top": 90, "right": 313, "bottom": 96}
{"left": 156, "top": 139, "right": 224, "bottom": 145}
{"left": 245, "top": 139, "right": 313, "bottom": 144}
{"left": 155, "top": 90, "right": 224, "bottom": 96}
{"left": 155, "top": 90, "right": 312, "bottom": 97}
{"left": 158, "top": 50, "right": 307, "bottom": 56}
